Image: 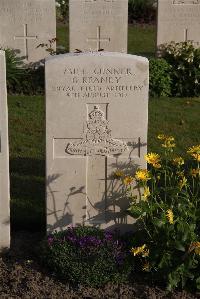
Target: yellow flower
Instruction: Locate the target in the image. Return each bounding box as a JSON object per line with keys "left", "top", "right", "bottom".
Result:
{"left": 142, "top": 262, "right": 150, "bottom": 272}
{"left": 131, "top": 244, "right": 149, "bottom": 257}
{"left": 143, "top": 186, "right": 150, "bottom": 200}
{"left": 157, "top": 175, "right": 161, "bottom": 181}
{"left": 145, "top": 153, "right": 161, "bottom": 169}
{"left": 187, "top": 145, "right": 200, "bottom": 162}
{"left": 123, "top": 176, "right": 133, "bottom": 186}
{"left": 166, "top": 209, "right": 174, "bottom": 224}
{"left": 179, "top": 176, "right": 187, "bottom": 190}
{"left": 173, "top": 157, "right": 184, "bottom": 166}
{"left": 162, "top": 138, "right": 175, "bottom": 149}
{"left": 188, "top": 242, "right": 200, "bottom": 255}
{"left": 157, "top": 134, "right": 166, "bottom": 140}
{"left": 135, "top": 169, "right": 150, "bottom": 182}
{"left": 157, "top": 134, "right": 176, "bottom": 149}
{"left": 176, "top": 170, "right": 184, "bottom": 178}
{"left": 114, "top": 170, "right": 124, "bottom": 178}
{"left": 190, "top": 168, "right": 200, "bottom": 178}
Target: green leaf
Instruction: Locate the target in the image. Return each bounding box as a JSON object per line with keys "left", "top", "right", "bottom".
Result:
{"left": 152, "top": 218, "right": 164, "bottom": 228}
{"left": 196, "top": 277, "right": 200, "bottom": 290}
{"left": 174, "top": 241, "right": 185, "bottom": 252}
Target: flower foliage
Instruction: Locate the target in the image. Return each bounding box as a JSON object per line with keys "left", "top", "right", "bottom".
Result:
{"left": 40, "top": 226, "right": 132, "bottom": 287}
{"left": 118, "top": 134, "right": 200, "bottom": 291}
{"left": 160, "top": 41, "right": 200, "bottom": 97}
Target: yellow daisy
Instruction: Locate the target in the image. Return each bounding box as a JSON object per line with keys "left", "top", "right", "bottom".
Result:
{"left": 166, "top": 209, "right": 174, "bottom": 224}
{"left": 173, "top": 157, "right": 184, "bottom": 166}
{"left": 123, "top": 176, "right": 133, "bottom": 186}
{"left": 131, "top": 244, "right": 149, "bottom": 257}
{"left": 145, "top": 153, "right": 161, "bottom": 169}
{"left": 135, "top": 169, "right": 150, "bottom": 182}
{"left": 190, "top": 168, "right": 200, "bottom": 178}
{"left": 187, "top": 145, "right": 200, "bottom": 162}
{"left": 143, "top": 186, "right": 150, "bottom": 200}
{"left": 188, "top": 242, "right": 200, "bottom": 255}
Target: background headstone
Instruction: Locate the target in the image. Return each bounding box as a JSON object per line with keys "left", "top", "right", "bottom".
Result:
{"left": 0, "top": 0, "right": 56, "bottom": 63}
{"left": 157, "top": 0, "right": 200, "bottom": 49}
{"left": 69, "top": 0, "right": 128, "bottom": 53}
{"left": 0, "top": 51, "right": 10, "bottom": 250}
{"left": 46, "top": 52, "right": 149, "bottom": 233}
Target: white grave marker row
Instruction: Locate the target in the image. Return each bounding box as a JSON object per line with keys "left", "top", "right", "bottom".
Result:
{"left": 0, "top": 51, "right": 10, "bottom": 250}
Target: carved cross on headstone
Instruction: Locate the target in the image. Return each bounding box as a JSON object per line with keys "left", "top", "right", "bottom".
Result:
{"left": 184, "top": 28, "right": 200, "bottom": 46}
{"left": 14, "top": 24, "right": 38, "bottom": 59}
{"left": 65, "top": 105, "right": 128, "bottom": 223}
{"left": 86, "top": 26, "right": 110, "bottom": 51}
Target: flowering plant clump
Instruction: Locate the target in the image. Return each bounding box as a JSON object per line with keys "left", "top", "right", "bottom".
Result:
{"left": 41, "top": 226, "right": 132, "bottom": 287}
{"left": 118, "top": 134, "right": 200, "bottom": 291}
{"left": 160, "top": 41, "right": 200, "bottom": 97}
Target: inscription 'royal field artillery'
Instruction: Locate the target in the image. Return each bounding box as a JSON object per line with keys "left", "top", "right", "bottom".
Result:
{"left": 157, "top": 0, "right": 200, "bottom": 49}
{"left": 46, "top": 52, "right": 149, "bottom": 233}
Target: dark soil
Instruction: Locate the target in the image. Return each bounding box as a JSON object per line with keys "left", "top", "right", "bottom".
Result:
{"left": 0, "top": 231, "right": 199, "bottom": 299}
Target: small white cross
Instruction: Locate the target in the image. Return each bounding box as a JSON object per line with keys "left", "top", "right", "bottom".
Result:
{"left": 87, "top": 26, "right": 110, "bottom": 51}
{"left": 14, "top": 24, "right": 38, "bottom": 59}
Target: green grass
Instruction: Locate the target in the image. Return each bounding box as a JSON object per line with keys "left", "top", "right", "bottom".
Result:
{"left": 57, "top": 23, "right": 69, "bottom": 52}
{"left": 8, "top": 95, "right": 200, "bottom": 231}
{"left": 148, "top": 97, "right": 200, "bottom": 155}
{"left": 56, "top": 24, "right": 156, "bottom": 57}
{"left": 128, "top": 25, "right": 156, "bottom": 57}
{"left": 8, "top": 96, "right": 45, "bottom": 231}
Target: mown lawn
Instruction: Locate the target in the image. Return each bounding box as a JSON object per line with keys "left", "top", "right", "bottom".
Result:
{"left": 8, "top": 95, "right": 200, "bottom": 230}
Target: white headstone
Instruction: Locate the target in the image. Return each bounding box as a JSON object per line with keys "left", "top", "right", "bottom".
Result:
{"left": 46, "top": 52, "right": 149, "bottom": 233}
{"left": 157, "top": 0, "right": 200, "bottom": 48}
{"left": 0, "top": 51, "right": 10, "bottom": 250}
{"left": 69, "top": 0, "right": 128, "bottom": 53}
{"left": 0, "top": 0, "right": 56, "bottom": 63}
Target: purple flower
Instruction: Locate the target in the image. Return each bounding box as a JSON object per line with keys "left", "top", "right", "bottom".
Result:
{"left": 48, "top": 236, "right": 54, "bottom": 246}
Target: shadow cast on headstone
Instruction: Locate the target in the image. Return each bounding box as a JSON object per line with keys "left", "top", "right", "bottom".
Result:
{"left": 47, "top": 140, "right": 147, "bottom": 233}
{"left": 47, "top": 174, "right": 75, "bottom": 232}
{"left": 10, "top": 157, "right": 45, "bottom": 232}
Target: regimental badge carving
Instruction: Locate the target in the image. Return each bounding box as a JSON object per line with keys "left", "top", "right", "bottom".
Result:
{"left": 66, "top": 105, "right": 128, "bottom": 156}
{"left": 173, "top": 0, "right": 200, "bottom": 4}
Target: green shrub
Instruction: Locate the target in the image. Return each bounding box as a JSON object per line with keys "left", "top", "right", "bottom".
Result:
{"left": 161, "top": 42, "right": 200, "bottom": 97}
{"left": 7, "top": 66, "right": 44, "bottom": 95}
{"left": 3, "top": 47, "right": 44, "bottom": 95}
{"left": 3, "top": 48, "right": 24, "bottom": 90}
{"left": 56, "top": 0, "right": 69, "bottom": 23}
{"left": 40, "top": 226, "right": 132, "bottom": 287}
{"left": 149, "top": 58, "right": 172, "bottom": 97}
{"left": 128, "top": 0, "right": 156, "bottom": 24}
{"left": 119, "top": 136, "right": 200, "bottom": 291}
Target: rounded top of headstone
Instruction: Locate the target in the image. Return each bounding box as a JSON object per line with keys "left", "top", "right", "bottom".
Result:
{"left": 45, "top": 52, "right": 149, "bottom": 65}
